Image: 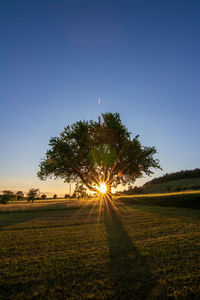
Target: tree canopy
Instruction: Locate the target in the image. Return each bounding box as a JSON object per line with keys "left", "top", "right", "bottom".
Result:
{"left": 27, "top": 188, "right": 40, "bottom": 203}
{"left": 3, "top": 190, "right": 14, "bottom": 196}
{"left": 73, "top": 183, "right": 87, "bottom": 199}
{"left": 16, "top": 191, "right": 24, "bottom": 200}
{"left": 38, "top": 113, "right": 161, "bottom": 196}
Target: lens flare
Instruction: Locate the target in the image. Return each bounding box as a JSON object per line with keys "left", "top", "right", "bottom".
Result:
{"left": 97, "top": 182, "right": 107, "bottom": 194}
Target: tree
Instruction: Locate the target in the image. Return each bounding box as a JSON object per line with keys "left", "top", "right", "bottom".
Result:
{"left": 3, "top": 190, "right": 13, "bottom": 196}
{"left": 0, "top": 195, "right": 8, "bottom": 204}
{"left": 53, "top": 194, "right": 57, "bottom": 199}
{"left": 1, "top": 191, "right": 16, "bottom": 203}
{"left": 16, "top": 191, "right": 24, "bottom": 200}
{"left": 38, "top": 113, "right": 161, "bottom": 201}
{"left": 73, "top": 183, "right": 87, "bottom": 199}
{"left": 41, "top": 194, "right": 47, "bottom": 199}
{"left": 64, "top": 193, "right": 70, "bottom": 199}
{"left": 27, "top": 189, "right": 40, "bottom": 203}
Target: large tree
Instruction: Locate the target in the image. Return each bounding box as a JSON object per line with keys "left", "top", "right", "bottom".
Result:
{"left": 38, "top": 113, "right": 161, "bottom": 199}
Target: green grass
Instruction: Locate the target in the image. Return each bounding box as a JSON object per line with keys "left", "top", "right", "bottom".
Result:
{"left": 142, "top": 177, "right": 200, "bottom": 193}
{"left": 116, "top": 191, "right": 200, "bottom": 209}
{"left": 0, "top": 199, "right": 200, "bottom": 299}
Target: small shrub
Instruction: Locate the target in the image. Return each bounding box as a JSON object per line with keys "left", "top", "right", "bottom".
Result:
{"left": 0, "top": 194, "right": 16, "bottom": 204}
{"left": 166, "top": 186, "right": 171, "bottom": 193}
{"left": 0, "top": 195, "right": 9, "bottom": 204}
{"left": 190, "top": 184, "right": 200, "bottom": 190}
{"left": 181, "top": 185, "right": 188, "bottom": 191}
{"left": 16, "top": 191, "right": 24, "bottom": 200}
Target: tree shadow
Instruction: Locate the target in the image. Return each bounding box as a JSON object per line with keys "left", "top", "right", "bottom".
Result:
{"left": 119, "top": 200, "right": 200, "bottom": 220}
{"left": 104, "top": 199, "right": 165, "bottom": 299}
{"left": 0, "top": 210, "right": 46, "bottom": 231}
{"left": 0, "top": 205, "right": 81, "bottom": 231}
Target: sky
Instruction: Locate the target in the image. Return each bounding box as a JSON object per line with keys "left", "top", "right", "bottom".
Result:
{"left": 1, "top": 0, "right": 200, "bottom": 196}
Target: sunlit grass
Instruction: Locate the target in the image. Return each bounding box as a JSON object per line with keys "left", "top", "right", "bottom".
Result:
{"left": 0, "top": 198, "right": 92, "bottom": 212}
{"left": 0, "top": 198, "right": 199, "bottom": 299}
{"left": 115, "top": 190, "right": 200, "bottom": 198}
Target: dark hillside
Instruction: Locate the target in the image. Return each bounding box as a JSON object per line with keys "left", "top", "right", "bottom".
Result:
{"left": 144, "top": 168, "right": 200, "bottom": 186}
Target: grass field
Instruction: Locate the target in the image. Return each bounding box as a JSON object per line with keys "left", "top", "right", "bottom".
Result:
{"left": 0, "top": 198, "right": 200, "bottom": 299}
{"left": 116, "top": 191, "right": 200, "bottom": 209}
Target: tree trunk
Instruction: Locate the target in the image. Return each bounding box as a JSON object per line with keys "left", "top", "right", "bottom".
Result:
{"left": 105, "top": 185, "right": 113, "bottom": 211}
{"left": 106, "top": 185, "right": 112, "bottom": 201}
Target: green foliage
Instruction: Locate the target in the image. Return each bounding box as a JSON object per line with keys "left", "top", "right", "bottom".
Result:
{"left": 88, "top": 144, "right": 116, "bottom": 168}
{"left": 126, "top": 185, "right": 143, "bottom": 194}
{"left": 38, "top": 113, "right": 161, "bottom": 192}
{"left": 174, "top": 186, "right": 181, "bottom": 192}
{"left": 41, "top": 194, "right": 47, "bottom": 199}
{"left": 27, "top": 189, "right": 40, "bottom": 203}
{"left": 3, "top": 190, "right": 13, "bottom": 196}
{"left": 0, "top": 191, "right": 17, "bottom": 204}
{"left": 16, "top": 191, "right": 24, "bottom": 200}
{"left": 53, "top": 194, "right": 57, "bottom": 199}
{"left": 73, "top": 184, "right": 87, "bottom": 199}
{"left": 0, "top": 194, "right": 9, "bottom": 204}
{"left": 64, "top": 194, "right": 70, "bottom": 199}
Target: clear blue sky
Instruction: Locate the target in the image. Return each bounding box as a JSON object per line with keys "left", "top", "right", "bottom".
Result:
{"left": 1, "top": 0, "right": 200, "bottom": 196}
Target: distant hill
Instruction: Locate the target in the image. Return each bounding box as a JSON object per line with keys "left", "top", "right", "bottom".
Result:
{"left": 138, "top": 168, "right": 200, "bottom": 193}
{"left": 144, "top": 168, "right": 200, "bottom": 186}
{"left": 124, "top": 169, "right": 200, "bottom": 194}
{"left": 141, "top": 177, "right": 200, "bottom": 194}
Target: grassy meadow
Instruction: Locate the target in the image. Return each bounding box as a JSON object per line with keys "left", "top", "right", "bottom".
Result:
{"left": 141, "top": 177, "right": 200, "bottom": 194}
{"left": 117, "top": 191, "right": 200, "bottom": 209}
{"left": 0, "top": 197, "right": 200, "bottom": 299}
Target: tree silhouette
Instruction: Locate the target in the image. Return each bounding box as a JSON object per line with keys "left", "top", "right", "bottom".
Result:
{"left": 16, "top": 191, "right": 24, "bottom": 200}
{"left": 38, "top": 113, "right": 161, "bottom": 199}
{"left": 27, "top": 189, "right": 40, "bottom": 203}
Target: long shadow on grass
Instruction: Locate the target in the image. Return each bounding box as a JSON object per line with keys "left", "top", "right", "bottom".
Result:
{"left": 104, "top": 200, "right": 164, "bottom": 299}
{"left": 0, "top": 206, "right": 81, "bottom": 231}
{"left": 120, "top": 200, "right": 200, "bottom": 220}
{"left": 0, "top": 210, "right": 46, "bottom": 231}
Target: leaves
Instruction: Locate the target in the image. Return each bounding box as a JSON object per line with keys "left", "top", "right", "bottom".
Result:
{"left": 38, "top": 113, "right": 161, "bottom": 191}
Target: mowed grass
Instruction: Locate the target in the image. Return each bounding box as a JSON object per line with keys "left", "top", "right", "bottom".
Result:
{"left": 116, "top": 191, "right": 200, "bottom": 209}
{"left": 0, "top": 199, "right": 200, "bottom": 299}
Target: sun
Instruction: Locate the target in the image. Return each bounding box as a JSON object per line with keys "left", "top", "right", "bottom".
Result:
{"left": 97, "top": 182, "right": 107, "bottom": 194}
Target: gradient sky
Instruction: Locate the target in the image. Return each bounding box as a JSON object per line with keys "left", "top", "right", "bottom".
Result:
{"left": 1, "top": 0, "right": 200, "bottom": 196}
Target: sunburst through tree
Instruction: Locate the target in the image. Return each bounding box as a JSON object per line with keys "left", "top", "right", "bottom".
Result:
{"left": 38, "top": 112, "right": 161, "bottom": 203}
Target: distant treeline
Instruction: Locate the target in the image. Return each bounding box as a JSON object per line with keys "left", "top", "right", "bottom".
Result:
{"left": 143, "top": 168, "right": 200, "bottom": 186}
